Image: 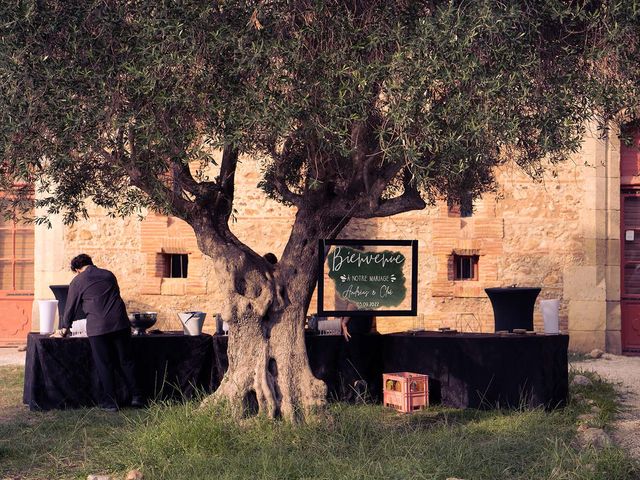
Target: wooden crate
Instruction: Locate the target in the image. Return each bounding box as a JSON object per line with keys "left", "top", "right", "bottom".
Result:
{"left": 383, "top": 372, "right": 429, "bottom": 413}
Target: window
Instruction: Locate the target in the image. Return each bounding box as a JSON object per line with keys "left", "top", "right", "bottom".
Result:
{"left": 162, "top": 254, "right": 188, "bottom": 278}
{"left": 460, "top": 192, "right": 473, "bottom": 217}
{"left": 447, "top": 192, "right": 474, "bottom": 217}
{"left": 0, "top": 188, "right": 34, "bottom": 292}
{"left": 454, "top": 254, "right": 478, "bottom": 280}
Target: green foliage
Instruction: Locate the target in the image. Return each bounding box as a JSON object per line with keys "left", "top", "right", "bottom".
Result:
{"left": 0, "top": 1, "right": 638, "bottom": 224}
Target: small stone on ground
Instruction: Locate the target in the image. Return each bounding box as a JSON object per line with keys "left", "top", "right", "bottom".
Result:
{"left": 575, "top": 428, "right": 611, "bottom": 450}
{"left": 571, "top": 374, "right": 592, "bottom": 387}
{"left": 589, "top": 349, "right": 604, "bottom": 359}
{"left": 577, "top": 413, "right": 597, "bottom": 423}
{"left": 126, "top": 470, "right": 144, "bottom": 480}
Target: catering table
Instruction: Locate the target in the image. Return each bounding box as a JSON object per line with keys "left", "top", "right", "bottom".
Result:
{"left": 23, "top": 332, "right": 213, "bottom": 411}
{"left": 211, "top": 334, "right": 384, "bottom": 403}
{"left": 383, "top": 332, "right": 569, "bottom": 409}
{"left": 212, "top": 332, "right": 568, "bottom": 408}
{"left": 23, "top": 330, "right": 568, "bottom": 411}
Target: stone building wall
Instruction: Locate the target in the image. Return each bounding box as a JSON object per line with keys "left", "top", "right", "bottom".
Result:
{"left": 33, "top": 128, "right": 622, "bottom": 352}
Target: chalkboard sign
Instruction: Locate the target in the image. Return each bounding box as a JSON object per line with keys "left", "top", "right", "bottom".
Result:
{"left": 317, "top": 239, "right": 418, "bottom": 317}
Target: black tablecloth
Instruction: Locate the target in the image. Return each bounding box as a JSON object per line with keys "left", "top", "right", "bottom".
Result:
{"left": 383, "top": 332, "right": 568, "bottom": 409}
{"left": 24, "top": 330, "right": 568, "bottom": 411}
{"left": 211, "top": 334, "right": 384, "bottom": 403}
{"left": 211, "top": 332, "right": 567, "bottom": 409}
{"left": 23, "top": 332, "right": 213, "bottom": 411}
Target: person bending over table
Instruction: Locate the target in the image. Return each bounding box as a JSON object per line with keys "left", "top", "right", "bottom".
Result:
{"left": 50, "top": 253, "right": 143, "bottom": 412}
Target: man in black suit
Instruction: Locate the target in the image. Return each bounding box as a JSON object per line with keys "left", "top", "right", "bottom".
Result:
{"left": 51, "top": 253, "right": 142, "bottom": 412}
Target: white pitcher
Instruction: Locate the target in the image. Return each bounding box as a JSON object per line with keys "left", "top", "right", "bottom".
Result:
{"left": 38, "top": 299, "right": 58, "bottom": 334}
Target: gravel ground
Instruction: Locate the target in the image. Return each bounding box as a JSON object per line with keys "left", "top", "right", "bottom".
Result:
{"left": 0, "top": 347, "right": 26, "bottom": 366}
{"left": 572, "top": 354, "right": 640, "bottom": 460}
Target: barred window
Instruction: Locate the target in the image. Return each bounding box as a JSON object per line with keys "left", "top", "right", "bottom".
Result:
{"left": 453, "top": 254, "right": 478, "bottom": 281}
{"left": 162, "top": 253, "right": 188, "bottom": 278}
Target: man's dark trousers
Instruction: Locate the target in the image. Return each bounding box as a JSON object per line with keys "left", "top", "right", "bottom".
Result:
{"left": 89, "top": 328, "right": 140, "bottom": 408}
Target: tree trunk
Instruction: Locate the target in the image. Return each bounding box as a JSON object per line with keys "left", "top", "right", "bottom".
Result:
{"left": 213, "top": 299, "right": 326, "bottom": 421}
{"left": 197, "top": 208, "right": 344, "bottom": 422}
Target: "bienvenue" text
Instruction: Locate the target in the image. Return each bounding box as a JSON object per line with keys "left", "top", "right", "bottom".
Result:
{"left": 331, "top": 247, "right": 405, "bottom": 272}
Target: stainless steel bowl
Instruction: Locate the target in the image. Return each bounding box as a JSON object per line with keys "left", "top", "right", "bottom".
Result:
{"left": 128, "top": 311, "right": 158, "bottom": 335}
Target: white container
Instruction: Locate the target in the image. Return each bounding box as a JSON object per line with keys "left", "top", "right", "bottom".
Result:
{"left": 38, "top": 299, "right": 58, "bottom": 334}
{"left": 70, "top": 319, "right": 87, "bottom": 337}
{"left": 540, "top": 299, "right": 560, "bottom": 334}
{"left": 317, "top": 319, "right": 342, "bottom": 335}
{"left": 178, "top": 311, "right": 207, "bottom": 336}
{"left": 215, "top": 313, "right": 229, "bottom": 335}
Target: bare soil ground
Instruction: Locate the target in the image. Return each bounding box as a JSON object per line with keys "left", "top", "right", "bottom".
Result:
{"left": 572, "top": 354, "right": 640, "bottom": 460}
{"left": 0, "top": 347, "right": 25, "bottom": 366}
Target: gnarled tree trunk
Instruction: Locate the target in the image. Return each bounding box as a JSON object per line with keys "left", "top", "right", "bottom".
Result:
{"left": 214, "top": 299, "right": 326, "bottom": 421}
{"left": 196, "top": 208, "right": 343, "bottom": 421}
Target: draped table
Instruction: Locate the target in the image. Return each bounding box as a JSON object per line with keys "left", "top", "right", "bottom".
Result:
{"left": 383, "top": 332, "right": 569, "bottom": 409}
{"left": 212, "top": 332, "right": 568, "bottom": 409}
{"left": 23, "top": 330, "right": 568, "bottom": 411}
{"left": 23, "top": 332, "right": 213, "bottom": 410}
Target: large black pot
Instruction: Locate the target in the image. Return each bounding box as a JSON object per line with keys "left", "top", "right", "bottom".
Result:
{"left": 49, "top": 285, "right": 87, "bottom": 328}
{"left": 485, "top": 287, "right": 541, "bottom": 332}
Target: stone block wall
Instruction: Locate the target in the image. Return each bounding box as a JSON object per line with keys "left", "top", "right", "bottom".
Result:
{"left": 33, "top": 129, "right": 622, "bottom": 351}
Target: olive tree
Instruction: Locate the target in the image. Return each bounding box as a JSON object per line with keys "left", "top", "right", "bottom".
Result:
{"left": 0, "top": 0, "right": 638, "bottom": 420}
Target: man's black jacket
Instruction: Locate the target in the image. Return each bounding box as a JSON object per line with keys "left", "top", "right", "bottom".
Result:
{"left": 61, "top": 265, "right": 130, "bottom": 336}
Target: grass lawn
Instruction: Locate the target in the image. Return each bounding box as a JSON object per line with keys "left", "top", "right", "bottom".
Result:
{"left": 0, "top": 366, "right": 638, "bottom": 480}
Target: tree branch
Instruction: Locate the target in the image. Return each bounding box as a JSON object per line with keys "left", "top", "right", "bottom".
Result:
{"left": 273, "top": 175, "right": 303, "bottom": 206}
{"left": 95, "top": 146, "right": 196, "bottom": 221}
{"left": 209, "top": 145, "right": 239, "bottom": 224}
{"left": 349, "top": 120, "right": 369, "bottom": 192}
{"left": 367, "top": 160, "right": 404, "bottom": 202}
{"left": 348, "top": 107, "right": 383, "bottom": 196}
{"left": 169, "top": 157, "right": 220, "bottom": 202}
{"left": 266, "top": 139, "right": 304, "bottom": 207}
{"left": 172, "top": 160, "right": 198, "bottom": 194}
{"left": 352, "top": 166, "right": 426, "bottom": 218}
{"left": 352, "top": 185, "right": 426, "bottom": 218}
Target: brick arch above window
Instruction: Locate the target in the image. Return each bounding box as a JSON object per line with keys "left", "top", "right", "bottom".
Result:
{"left": 451, "top": 248, "right": 481, "bottom": 257}
{"left": 139, "top": 213, "right": 207, "bottom": 296}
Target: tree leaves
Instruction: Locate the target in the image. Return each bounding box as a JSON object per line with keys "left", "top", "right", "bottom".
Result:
{"left": 0, "top": 0, "right": 637, "bottom": 224}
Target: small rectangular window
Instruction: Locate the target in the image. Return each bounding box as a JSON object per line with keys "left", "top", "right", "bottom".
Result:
{"left": 447, "top": 202, "right": 460, "bottom": 217}
{"left": 447, "top": 192, "right": 474, "bottom": 217}
{"left": 454, "top": 254, "right": 478, "bottom": 280}
{"left": 162, "top": 253, "right": 188, "bottom": 278}
{"left": 460, "top": 192, "right": 473, "bottom": 217}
